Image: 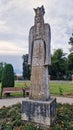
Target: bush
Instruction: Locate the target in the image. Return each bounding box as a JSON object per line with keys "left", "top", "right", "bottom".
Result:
{"left": 1, "top": 64, "right": 14, "bottom": 88}
{"left": 59, "top": 87, "right": 63, "bottom": 95}
{"left": 0, "top": 103, "right": 73, "bottom": 130}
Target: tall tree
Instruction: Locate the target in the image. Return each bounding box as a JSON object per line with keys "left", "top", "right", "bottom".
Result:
{"left": 0, "top": 62, "right": 6, "bottom": 82}
{"left": 69, "top": 33, "right": 73, "bottom": 52}
{"left": 1, "top": 64, "right": 14, "bottom": 88}
{"left": 22, "top": 54, "right": 31, "bottom": 80}
{"left": 67, "top": 52, "right": 73, "bottom": 78}
{"left": 49, "top": 49, "right": 67, "bottom": 80}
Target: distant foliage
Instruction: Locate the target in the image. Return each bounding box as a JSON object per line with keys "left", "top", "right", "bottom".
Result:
{"left": 22, "top": 54, "right": 31, "bottom": 80}
{"left": 68, "top": 53, "right": 73, "bottom": 73}
{"left": 69, "top": 33, "right": 73, "bottom": 52}
{"left": 1, "top": 64, "right": 14, "bottom": 88}
{"left": 49, "top": 49, "right": 67, "bottom": 80}
{"left": 22, "top": 49, "right": 73, "bottom": 80}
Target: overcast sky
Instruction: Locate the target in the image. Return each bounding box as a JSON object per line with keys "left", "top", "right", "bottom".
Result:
{"left": 0, "top": 0, "right": 73, "bottom": 74}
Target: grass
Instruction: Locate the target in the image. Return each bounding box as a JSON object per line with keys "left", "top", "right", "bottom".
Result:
{"left": 0, "top": 81, "right": 73, "bottom": 97}
{"left": 15, "top": 81, "right": 73, "bottom": 96}
{"left": 50, "top": 82, "right": 73, "bottom": 96}
{"left": 15, "top": 81, "right": 30, "bottom": 88}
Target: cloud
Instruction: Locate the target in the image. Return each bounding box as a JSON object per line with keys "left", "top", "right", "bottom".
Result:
{"left": 0, "top": 20, "right": 9, "bottom": 32}
{"left": 0, "top": 0, "right": 73, "bottom": 73}
{"left": 0, "top": 41, "right": 28, "bottom": 55}
{"left": 44, "top": 0, "right": 73, "bottom": 54}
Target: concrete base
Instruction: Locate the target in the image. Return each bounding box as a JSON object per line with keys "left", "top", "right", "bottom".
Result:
{"left": 22, "top": 98, "right": 56, "bottom": 127}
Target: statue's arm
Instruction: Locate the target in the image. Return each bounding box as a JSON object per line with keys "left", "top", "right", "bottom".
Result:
{"left": 28, "top": 26, "right": 34, "bottom": 65}
{"left": 44, "top": 24, "right": 51, "bottom": 65}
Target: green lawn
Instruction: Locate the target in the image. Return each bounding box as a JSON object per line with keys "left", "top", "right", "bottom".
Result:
{"left": 0, "top": 81, "right": 73, "bottom": 97}
{"left": 15, "top": 81, "right": 73, "bottom": 96}
{"left": 50, "top": 82, "right": 73, "bottom": 96}
{"left": 15, "top": 81, "right": 30, "bottom": 88}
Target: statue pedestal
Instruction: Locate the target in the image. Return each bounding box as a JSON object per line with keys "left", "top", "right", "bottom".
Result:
{"left": 22, "top": 98, "right": 56, "bottom": 127}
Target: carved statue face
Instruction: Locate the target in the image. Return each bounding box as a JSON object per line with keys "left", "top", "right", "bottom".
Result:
{"left": 35, "top": 16, "right": 40, "bottom": 23}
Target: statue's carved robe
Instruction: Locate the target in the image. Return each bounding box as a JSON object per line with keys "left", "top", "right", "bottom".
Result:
{"left": 28, "top": 24, "right": 51, "bottom": 66}
{"left": 28, "top": 23, "right": 51, "bottom": 101}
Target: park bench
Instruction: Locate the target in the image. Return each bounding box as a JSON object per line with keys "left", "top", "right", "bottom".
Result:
{"left": 2, "top": 87, "right": 24, "bottom": 97}
{"left": 23, "top": 87, "right": 30, "bottom": 97}
{"left": 2, "top": 87, "right": 30, "bottom": 97}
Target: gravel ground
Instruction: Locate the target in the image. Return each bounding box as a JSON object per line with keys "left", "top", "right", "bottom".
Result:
{"left": 0, "top": 96, "right": 73, "bottom": 108}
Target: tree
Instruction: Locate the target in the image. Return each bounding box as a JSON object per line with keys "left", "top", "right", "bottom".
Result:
{"left": 68, "top": 53, "right": 73, "bottom": 71}
{"left": 22, "top": 54, "right": 31, "bottom": 80}
{"left": 67, "top": 52, "right": 73, "bottom": 79}
{"left": 0, "top": 62, "right": 6, "bottom": 82}
{"left": 49, "top": 49, "right": 67, "bottom": 80}
{"left": 0, "top": 63, "right": 4, "bottom": 82}
{"left": 69, "top": 33, "right": 73, "bottom": 52}
{"left": 1, "top": 64, "right": 14, "bottom": 88}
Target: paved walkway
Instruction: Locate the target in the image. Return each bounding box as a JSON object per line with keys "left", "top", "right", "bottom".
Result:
{"left": 0, "top": 96, "right": 73, "bottom": 108}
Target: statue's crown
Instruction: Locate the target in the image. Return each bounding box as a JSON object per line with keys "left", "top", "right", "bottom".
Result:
{"left": 34, "top": 5, "right": 45, "bottom": 16}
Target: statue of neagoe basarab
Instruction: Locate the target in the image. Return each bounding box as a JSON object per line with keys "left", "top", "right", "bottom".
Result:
{"left": 22, "top": 6, "right": 56, "bottom": 127}
{"left": 28, "top": 5, "right": 51, "bottom": 101}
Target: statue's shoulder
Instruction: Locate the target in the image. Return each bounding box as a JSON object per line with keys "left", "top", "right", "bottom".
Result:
{"left": 44, "top": 23, "right": 51, "bottom": 35}
{"left": 29, "top": 26, "right": 34, "bottom": 34}
{"left": 44, "top": 23, "right": 50, "bottom": 30}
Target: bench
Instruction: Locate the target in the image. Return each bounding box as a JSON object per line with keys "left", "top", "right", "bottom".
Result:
{"left": 2, "top": 87, "right": 25, "bottom": 97}
{"left": 1, "top": 87, "right": 30, "bottom": 97}
{"left": 23, "top": 87, "right": 30, "bottom": 97}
